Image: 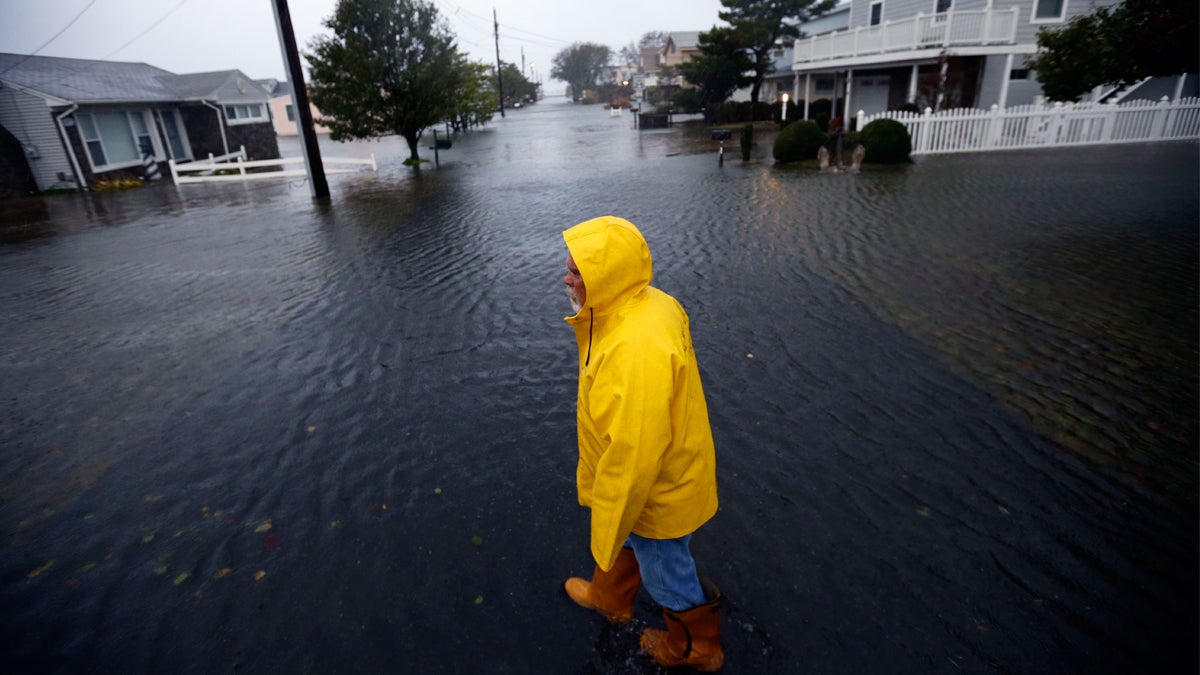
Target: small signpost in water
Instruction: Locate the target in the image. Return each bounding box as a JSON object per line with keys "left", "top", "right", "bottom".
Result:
{"left": 711, "top": 129, "right": 732, "bottom": 166}
{"left": 430, "top": 129, "right": 453, "bottom": 167}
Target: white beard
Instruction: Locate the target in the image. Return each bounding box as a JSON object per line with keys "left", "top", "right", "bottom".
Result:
{"left": 567, "top": 288, "right": 582, "bottom": 314}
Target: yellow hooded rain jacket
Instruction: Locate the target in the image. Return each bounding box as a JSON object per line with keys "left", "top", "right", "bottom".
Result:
{"left": 563, "top": 216, "right": 719, "bottom": 572}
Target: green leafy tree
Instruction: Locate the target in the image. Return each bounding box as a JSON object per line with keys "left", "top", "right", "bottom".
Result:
{"left": 551, "top": 42, "right": 612, "bottom": 102}
{"left": 446, "top": 58, "right": 497, "bottom": 132}
{"left": 498, "top": 63, "right": 539, "bottom": 104}
{"left": 1029, "top": 0, "right": 1198, "bottom": 102}
{"left": 679, "top": 26, "right": 755, "bottom": 107}
{"left": 306, "top": 0, "right": 465, "bottom": 164}
{"left": 719, "top": 0, "right": 837, "bottom": 103}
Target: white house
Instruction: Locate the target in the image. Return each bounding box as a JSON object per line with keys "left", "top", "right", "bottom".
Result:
{"left": 789, "top": 0, "right": 1197, "bottom": 119}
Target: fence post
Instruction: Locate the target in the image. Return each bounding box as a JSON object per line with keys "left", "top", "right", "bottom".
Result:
{"left": 986, "top": 104, "right": 1002, "bottom": 149}
{"left": 1151, "top": 96, "right": 1171, "bottom": 139}
{"left": 919, "top": 107, "right": 933, "bottom": 154}
{"left": 1100, "top": 101, "right": 1117, "bottom": 142}
{"left": 168, "top": 158, "right": 178, "bottom": 184}
{"left": 1048, "top": 102, "right": 1065, "bottom": 146}
{"left": 856, "top": 109, "right": 867, "bottom": 133}
{"left": 237, "top": 155, "right": 246, "bottom": 176}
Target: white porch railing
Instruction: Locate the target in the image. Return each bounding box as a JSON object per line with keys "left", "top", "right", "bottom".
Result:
{"left": 857, "top": 96, "right": 1200, "bottom": 155}
{"left": 794, "top": 9, "right": 1019, "bottom": 65}
{"left": 169, "top": 146, "right": 377, "bottom": 184}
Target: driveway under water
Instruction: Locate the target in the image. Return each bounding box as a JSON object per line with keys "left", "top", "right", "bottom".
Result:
{"left": 1, "top": 98, "right": 1197, "bottom": 673}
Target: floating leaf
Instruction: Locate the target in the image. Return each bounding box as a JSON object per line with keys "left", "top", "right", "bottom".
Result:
{"left": 746, "top": 353, "right": 754, "bottom": 358}
{"left": 154, "top": 565, "right": 169, "bottom": 576}
{"left": 173, "top": 573, "right": 190, "bottom": 586}
{"left": 916, "top": 506, "right": 931, "bottom": 517}
{"left": 474, "top": 595, "right": 484, "bottom": 605}
{"left": 254, "top": 570, "right": 267, "bottom": 581}
{"left": 263, "top": 532, "right": 279, "bottom": 550}
{"left": 255, "top": 519, "right": 273, "bottom": 533}
{"left": 434, "top": 487, "right": 442, "bottom": 495}
{"left": 471, "top": 536, "right": 483, "bottom": 546}
{"left": 213, "top": 568, "right": 233, "bottom": 580}
{"left": 78, "top": 563, "right": 96, "bottom": 573}
{"left": 141, "top": 534, "right": 156, "bottom": 544}
{"left": 27, "top": 561, "right": 54, "bottom": 578}
{"left": 330, "top": 520, "right": 341, "bottom": 528}
{"left": 306, "top": 426, "right": 316, "bottom": 433}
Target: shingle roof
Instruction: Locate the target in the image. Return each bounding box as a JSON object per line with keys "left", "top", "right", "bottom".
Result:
{"left": 665, "top": 32, "right": 702, "bottom": 49}
{"left": 0, "top": 53, "right": 264, "bottom": 104}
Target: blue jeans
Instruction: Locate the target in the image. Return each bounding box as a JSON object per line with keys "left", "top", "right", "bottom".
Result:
{"left": 626, "top": 532, "right": 706, "bottom": 611}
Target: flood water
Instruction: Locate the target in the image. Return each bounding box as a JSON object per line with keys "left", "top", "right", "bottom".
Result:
{"left": 1, "top": 98, "right": 1196, "bottom": 674}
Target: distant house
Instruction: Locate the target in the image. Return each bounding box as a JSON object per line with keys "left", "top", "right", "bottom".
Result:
{"left": 789, "top": 0, "right": 1197, "bottom": 118}
{"left": 660, "top": 31, "right": 703, "bottom": 86}
{"left": 0, "top": 53, "right": 279, "bottom": 194}
{"left": 260, "top": 79, "right": 331, "bottom": 137}
{"left": 639, "top": 47, "right": 662, "bottom": 88}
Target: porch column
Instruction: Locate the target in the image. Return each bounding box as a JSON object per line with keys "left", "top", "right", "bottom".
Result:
{"left": 998, "top": 53, "right": 1014, "bottom": 109}
{"left": 908, "top": 64, "right": 918, "bottom": 104}
{"left": 792, "top": 73, "right": 800, "bottom": 104}
{"left": 804, "top": 73, "right": 812, "bottom": 119}
{"left": 844, "top": 69, "right": 854, "bottom": 121}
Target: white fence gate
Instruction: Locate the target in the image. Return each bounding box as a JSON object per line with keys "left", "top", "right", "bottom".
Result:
{"left": 858, "top": 96, "right": 1200, "bottom": 155}
{"left": 169, "top": 146, "right": 376, "bottom": 184}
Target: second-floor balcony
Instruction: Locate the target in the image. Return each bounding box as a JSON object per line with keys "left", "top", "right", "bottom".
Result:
{"left": 793, "top": 9, "right": 1019, "bottom": 67}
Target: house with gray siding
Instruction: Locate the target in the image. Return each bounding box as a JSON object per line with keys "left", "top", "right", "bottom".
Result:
{"left": 0, "top": 53, "right": 278, "bottom": 195}
{"left": 789, "top": 0, "right": 1198, "bottom": 120}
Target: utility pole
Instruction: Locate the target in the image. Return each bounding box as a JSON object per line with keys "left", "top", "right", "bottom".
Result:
{"left": 271, "top": 0, "right": 328, "bottom": 199}
{"left": 494, "top": 9, "right": 505, "bottom": 117}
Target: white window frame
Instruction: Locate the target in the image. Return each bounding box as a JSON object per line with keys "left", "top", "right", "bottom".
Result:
{"left": 934, "top": 0, "right": 952, "bottom": 13}
{"left": 156, "top": 109, "right": 193, "bottom": 161}
{"left": 223, "top": 103, "right": 268, "bottom": 125}
{"left": 1030, "top": 0, "right": 1068, "bottom": 24}
{"left": 75, "top": 109, "right": 162, "bottom": 173}
{"left": 869, "top": 1, "right": 884, "bottom": 26}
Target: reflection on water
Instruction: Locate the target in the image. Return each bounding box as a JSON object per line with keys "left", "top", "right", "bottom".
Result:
{"left": 1, "top": 98, "right": 1196, "bottom": 673}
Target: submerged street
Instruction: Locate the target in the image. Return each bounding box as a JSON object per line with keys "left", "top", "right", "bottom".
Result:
{"left": 1, "top": 99, "right": 1197, "bottom": 673}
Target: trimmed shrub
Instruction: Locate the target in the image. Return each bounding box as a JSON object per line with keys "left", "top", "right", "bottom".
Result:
{"left": 858, "top": 118, "right": 912, "bottom": 164}
{"left": 772, "top": 120, "right": 827, "bottom": 163}
{"left": 740, "top": 123, "right": 753, "bottom": 161}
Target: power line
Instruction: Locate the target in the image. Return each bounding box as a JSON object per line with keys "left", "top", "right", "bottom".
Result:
{"left": 0, "top": 0, "right": 99, "bottom": 77}
{"left": 101, "top": 0, "right": 191, "bottom": 61}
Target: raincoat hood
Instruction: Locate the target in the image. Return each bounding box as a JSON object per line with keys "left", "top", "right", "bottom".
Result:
{"left": 562, "top": 216, "right": 652, "bottom": 318}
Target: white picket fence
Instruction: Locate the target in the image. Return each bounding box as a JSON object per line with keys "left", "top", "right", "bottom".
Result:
{"left": 857, "top": 96, "right": 1200, "bottom": 155}
{"left": 169, "top": 146, "right": 376, "bottom": 184}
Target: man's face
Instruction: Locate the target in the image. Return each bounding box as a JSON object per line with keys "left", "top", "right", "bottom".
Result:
{"left": 564, "top": 254, "right": 586, "bottom": 312}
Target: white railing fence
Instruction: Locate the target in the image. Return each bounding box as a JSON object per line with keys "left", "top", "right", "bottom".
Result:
{"left": 796, "top": 8, "right": 1019, "bottom": 64}
{"left": 858, "top": 96, "right": 1200, "bottom": 155}
{"left": 169, "top": 146, "right": 377, "bottom": 184}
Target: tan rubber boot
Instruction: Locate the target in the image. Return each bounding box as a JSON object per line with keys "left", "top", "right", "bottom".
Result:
{"left": 564, "top": 546, "right": 641, "bottom": 623}
{"left": 639, "top": 577, "right": 724, "bottom": 671}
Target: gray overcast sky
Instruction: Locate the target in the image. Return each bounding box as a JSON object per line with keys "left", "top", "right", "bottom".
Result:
{"left": 0, "top": 0, "right": 727, "bottom": 93}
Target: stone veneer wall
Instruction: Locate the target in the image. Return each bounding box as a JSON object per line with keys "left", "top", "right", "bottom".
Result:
{"left": 0, "top": 124, "right": 38, "bottom": 198}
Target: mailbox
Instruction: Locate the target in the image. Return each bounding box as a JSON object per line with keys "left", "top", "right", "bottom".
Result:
{"left": 711, "top": 129, "right": 732, "bottom": 141}
{"left": 434, "top": 139, "right": 452, "bottom": 150}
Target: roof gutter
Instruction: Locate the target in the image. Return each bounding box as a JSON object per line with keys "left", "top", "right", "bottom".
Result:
{"left": 54, "top": 104, "right": 87, "bottom": 192}
{"left": 202, "top": 100, "right": 230, "bottom": 157}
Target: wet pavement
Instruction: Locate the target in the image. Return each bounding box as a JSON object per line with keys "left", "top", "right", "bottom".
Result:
{"left": 1, "top": 98, "right": 1197, "bottom": 673}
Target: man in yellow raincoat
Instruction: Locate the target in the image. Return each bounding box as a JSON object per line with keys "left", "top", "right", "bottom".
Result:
{"left": 561, "top": 215, "right": 723, "bottom": 671}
